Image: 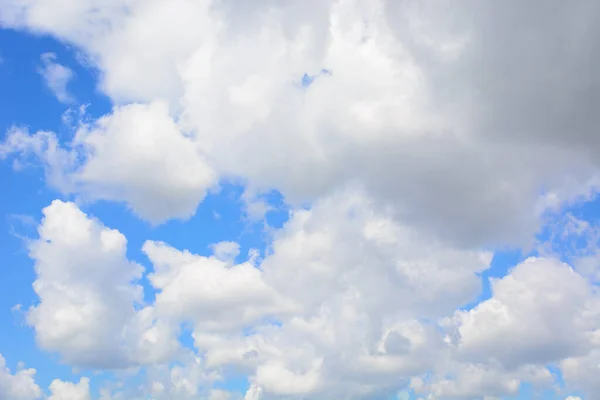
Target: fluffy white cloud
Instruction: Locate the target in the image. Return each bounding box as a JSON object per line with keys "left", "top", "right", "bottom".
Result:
{"left": 209, "top": 241, "right": 241, "bottom": 264}
{"left": 447, "top": 257, "right": 600, "bottom": 369}
{"left": 561, "top": 350, "right": 600, "bottom": 399}
{"left": 144, "top": 188, "right": 493, "bottom": 398}
{"left": 2, "top": 0, "right": 599, "bottom": 245}
{"left": 140, "top": 189, "right": 600, "bottom": 398}
{"left": 144, "top": 240, "right": 295, "bottom": 334}
{"left": 1, "top": 101, "right": 216, "bottom": 223}
{"left": 0, "top": 353, "right": 96, "bottom": 400}
{"left": 71, "top": 101, "right": 217, "bottom": 223}
{"left": 1, "top": 0, "right": 600, "bottom": 398}
{"left": 27, "top": 200, "right": 178, "bottom": 368}
{"left": 144, "top": 357, "right": 216, "bottom": 400}
{"left": 0, "top": 354, "right": 41, "bottom": 400}
{"left": 411, "top": 363, "right": 553, "bottom": 399}
{"left": 48, "top": 378, "right": 91, "bottom": 400}
{"left": 38, "top": 52, "right": 75, "bottom": 103}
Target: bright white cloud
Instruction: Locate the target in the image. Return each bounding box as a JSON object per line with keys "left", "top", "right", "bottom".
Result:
{"left": 1, "top": 0, "right": 598, "bottom": 245}
{"left": 144, "top": 240, "right": 295, "bottom": 334}
{"left": 27, "top": 200, "right": 178, "bottom": 368}
{"left": 209, "top": 241, "right": 241, "bottom": 264}
{"left": 72, "top": 101, "right": 217, "bottom": 223}
{"left": 38, "top": 52, "right": 75, "bottom": 103}
{"left": 48, "top": 378, "right": 91, "bottom": 400}
{"left": 143, "top": 188, "right": 494, "bottom": 398}
{"left": 561, "top": 350, "right": 600, "bottom": 399}
{"left": 447, "top": 257, "right": 600, "bottom": 369}
{"left": 411, "top": 363, "right": 553, "bottom": 399}
{"left": 17, "top": 188, "right": 600, "bottom": 399}
{"left": 0, "top": 101, "right": 217, "bottom": 223}
{"left": 1, "top": 0, "right": 600, "bottom": 399}
{"left": 0, "top": 354, "right": 41, "bottom": 400}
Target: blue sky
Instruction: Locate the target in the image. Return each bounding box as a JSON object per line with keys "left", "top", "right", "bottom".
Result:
{"left": 0, "top": 2, "right": 598, "bottom": 399}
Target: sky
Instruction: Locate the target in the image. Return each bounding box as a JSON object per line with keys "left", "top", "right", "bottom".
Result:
{"left": 0, "top": 1, "right": 598, "bottom": 399}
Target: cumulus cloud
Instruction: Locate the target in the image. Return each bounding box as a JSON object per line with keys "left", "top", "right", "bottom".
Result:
{"left": 447, "top": 257, "right": 600, "bottom": 369}
{"left": 27, "top": 200, "right": 178, "bottom": 368}
{"left": 411, "top": 363, "right": 553, "bottom": 399}
{"left": 12, "top": 180, "right": 600, "bottom": 399}
{"left": 145, "top": 239, "right": 294, "bottom": 334}
{"left": 1, "top": 102, "right": 217, "bottom": 223}
{"left": 38, "top": 52, "right": 75, "bottom": 103}
{"left": 0, "top": 0, "right": 598, "bottom": 245}
{"left": 143, "top": 188, "right": 494, "bottom": 398}
{"left": 0, "top": 354, "right": 41, "bottom": 400}
{"left": 71, "top": 101, "right": 217, "bottom": 223}
{"left": 1, "top": 0, "right": 600, "bottom": 398}
{"left": 561, "top": 350, "right": 600, "bottom": 399}
{"left": 48, "top": 377, "right": 91, "bottom": 400}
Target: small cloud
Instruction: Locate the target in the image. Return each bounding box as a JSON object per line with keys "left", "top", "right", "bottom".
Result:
{"left": 210, "top": 241, "right": 240, "bottom": 264}
{"left": 247, "top": 248, "right": 261, "bottom": 265}
{"left": 8, "top": 214, "right": 36, "bottom": 227}
{"left": 7, "top": 213, "right": 38, "bottom": 242}
{"left": 241, "top": 189, "right": 274, "bottom": 222}
{"left": 38, "top": 52, "right": 75, "bottom": 104}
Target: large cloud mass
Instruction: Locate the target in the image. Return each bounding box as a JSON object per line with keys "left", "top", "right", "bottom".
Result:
{"left": 1, "top": 0, "right": 598, "bottom": 245}
{"left": 1, "top": 0, "right": 600, "bottom": 399}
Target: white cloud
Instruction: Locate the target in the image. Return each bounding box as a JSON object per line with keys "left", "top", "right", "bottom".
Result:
{"left": 1, "top": 0, "right": 600, "bottom": 398}
{"left": 0, "top": 126, "right": 75, "bottom": 191}
{"left": 8, "top": 192, "right": 600, "bottom": 399}
{"left": 1, "top": 0, "right": 598, "bottom": 246}
{"left": 27, "top": 200, "right": 178, "bottom": 368}
{"left": 411, "top": 363, "right": 553, "bottom": 399}
{"left": 209, "top": 241, "right": 240, "bottom": 264}
{"left": 145, "top": 188, "right": 493, "bottom": 398}
{"left": 561, "top": 350, "right": 600, "bottom": 399}
{"left": 144, "top": 356, "right": 215, "bottom": 400}
{"left": 48, "top": 378, "right": 91, "bottom": 400}
{"left": 0, "top": 354, "right": 41, "bottom": 400}
{"left": 144, "top": 240, "right": 295, "bottom": 334}
{"left": 0, "top": 101, "right": 217, "bottom": 223}
{"left": 38, "top": 52, "right": 75, "bottom": 103}
{"left": 447, "top": 257, "right": 600, "bottom": 369}
{"left": 71, "top": 101, "right": 217, "bottom": 223}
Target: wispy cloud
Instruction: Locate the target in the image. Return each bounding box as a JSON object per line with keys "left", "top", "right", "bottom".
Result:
{"left": 38, "top": 52, "right": 75, "bottom": 104}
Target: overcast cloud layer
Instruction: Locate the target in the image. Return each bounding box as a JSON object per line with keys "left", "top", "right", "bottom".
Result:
{"left": 0, "top": 0, "right": 599, "bottom": 399}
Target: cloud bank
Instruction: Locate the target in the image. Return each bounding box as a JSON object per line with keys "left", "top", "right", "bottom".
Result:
{"left": 1, "top": 0, "right": 599, "bottom": 398}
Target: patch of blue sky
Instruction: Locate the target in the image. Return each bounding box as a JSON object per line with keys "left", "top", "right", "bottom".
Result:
{"left": 300, "top": 68, "right": 332, "bottom": 88}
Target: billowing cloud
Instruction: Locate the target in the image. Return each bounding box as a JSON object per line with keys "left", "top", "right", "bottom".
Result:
{"left": 561, "top": 350, "right": 600, "bottom": 399}
{"left": 0, "top": 354, "right": 41, "bottom": 400}
{"left": 143, "top": 188, "right": 494, "bottom": 398}
{"left": 1, "top": 0, "right": 600, "bottom": 398}
{"left": 71, "top": 101, "right": 217, "bottom": 223}
{"left": 145, "top": 239, "right": 295, "bottom": 334}
{"left": 48, "top": 378, "right": 91, "bottom": 400}
{"left": 27, "top": 200, "right": 178, "bottom": 368}
{"left": 0, "top": 0, "right": 598, "bottom": 245}
{"left": 447, "top": 257, "right": 600, "bottom": 369}
{"left": 1, "top": 102, "right": 217, "bottom": 223}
